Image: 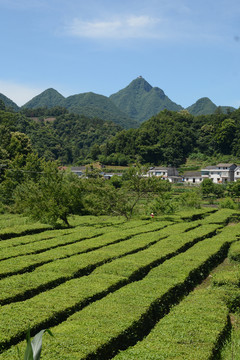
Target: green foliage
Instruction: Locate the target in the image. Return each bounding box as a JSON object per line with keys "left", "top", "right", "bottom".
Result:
{"left": 226, "top": 180, "right": 240, "bottom": 199}
{"left": 2, "top": 91, "right": 240, "bottom": 167}
{"left": 102, "top": 110, "right": 195, "bottom": 166}
{"left": 177, "top": 188, "right": 202, "bottom": 209}
{"left": 201, "top": 178, "right": 216, "bottom": 196}
{"left": 84, "top": 165, "right": 172, "bottom": 220}
{"left": 152, "top": 192, "right": 178, "bottom": 215}
{"left": 110, "top": 175, "right": 123, "bottom": 188}
{"left": 219, "top": 197, "right": 237, "bottom": 209}
{"left": 24, "top": 225, "right": 233, "bottom": 359}
{"left": 14, "top": 161, "right": 85, "bottom": 227}
{"left": 215, "top": 118, "right": 236, "bottom": 154}
{"left": 1, "top": 211, "right": 240, "bottom": 359}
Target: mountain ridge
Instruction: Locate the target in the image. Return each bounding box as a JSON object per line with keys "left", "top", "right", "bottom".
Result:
{"left": 0, "top": 77, "right": 236, "bottom": 128}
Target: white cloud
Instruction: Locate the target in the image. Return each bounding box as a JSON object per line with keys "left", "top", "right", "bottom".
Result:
{"left": 0, "top": 80, "right": 43, "bottom": 106}
{"left": 66, "top": 15, "right": 160, "bottom": 39}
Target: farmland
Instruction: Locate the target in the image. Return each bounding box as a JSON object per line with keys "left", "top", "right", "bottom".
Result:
{"left": 1, "top": 209, "right": 240, "bottom": 359}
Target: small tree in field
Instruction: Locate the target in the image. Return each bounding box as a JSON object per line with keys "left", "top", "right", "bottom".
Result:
{"left": 14, "top": 161, "right": 84, "bottom": 227}
{"left": 84, "top": 165, "right": 172, "bottom": 220}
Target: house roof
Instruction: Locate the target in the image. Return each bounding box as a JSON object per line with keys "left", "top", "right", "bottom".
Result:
{"left": 183, "top": 171, "right": 202, "bottom": 177}
{"left": 148, "top": 167, "right": 169, "bottom": 171}
{"left": 71, "top": 166, "right": 86, "bottom": 171}
{"left": 202, "top": 166, "right": 218, "bottom": 170}
{"left": 168, "top": 175, "right": 183, "bottom": 179}
{"left": 216, "top": 163, "right": 237, "bottom": 167}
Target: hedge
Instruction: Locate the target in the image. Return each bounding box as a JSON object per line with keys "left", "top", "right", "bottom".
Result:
{"left": 113, "top": 288, "right": 229, "bottom": 360}
{"left": 0, "top": 224, "right": 220, "bottom": 351}
{"left": 1, "top": 223, "right": 237, "bottom": 359}
{"left": 0, "top": 221, "right": 173, "bottom": 279}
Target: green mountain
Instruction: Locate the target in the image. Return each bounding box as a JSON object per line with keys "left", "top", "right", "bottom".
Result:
{"left": 21, "top": 89, "right": 137, "bottom": 129}
{"left": 109, "top": 77, "right": 183, "bottom": 123}
{"left": 187, "top": 97, "right": 235, "bottom": 116}
{"left": 0, "top": 93, "right": 19, "bottom": 111}
{"left": 22, "top": 88, "right": 65, "bottom": 109}
{"left": 62, "top": 92, "right": 137, "bottom": 129}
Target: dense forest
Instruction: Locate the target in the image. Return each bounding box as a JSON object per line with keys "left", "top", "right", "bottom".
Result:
{"left": 0, "top": 102, "right": 122, "bottom": 164}
{"left": 95, "top": 108, "right": 240, "bottom": 166}
{"left": 1, "top": 98, "right": 240, "bottom": 168}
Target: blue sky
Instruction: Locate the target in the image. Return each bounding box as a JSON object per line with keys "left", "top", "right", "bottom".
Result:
{"left": 0, "top": 0, "right": 240, "bottom": 108}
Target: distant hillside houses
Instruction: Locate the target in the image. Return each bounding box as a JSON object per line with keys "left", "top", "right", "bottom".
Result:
{"left": 147, "top": 164, "right": 239, "bottom": 184}
{"left": 71, "top": 164, "right": 240, "bottom": 184}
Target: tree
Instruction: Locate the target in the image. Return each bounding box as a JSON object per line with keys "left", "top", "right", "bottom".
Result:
{"left": 215, "top": 118, "right": 236, "bottom": 154}
{"left": 14, "top": 161, "right": 85, "bottom": 227}
{"left": 84, "top": 165, "right": 172, "bottom": 220}
{"left": 200, "top": 178, "right": 224, "bottom": 199}
{"left": 200, "top": 178, "right": 215, "bottom": 196}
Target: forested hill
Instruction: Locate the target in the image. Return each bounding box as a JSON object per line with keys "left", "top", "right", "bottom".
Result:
{"left": 22, "top": 88, "right": 65, "bottom": 109}
{"left": 109, "top": 77, "right": 183, "bottom": 123}
{"left": 0, "top": 108, "right": 122, "bottom": 164}
{"left": 96, "top": 108, "right": 240, "bottom": 167}
{"left": 1, "top": 104, "right": 240, "bottom": 167}
{"left": 187, "top": 97, "right": 235, "bottom": 116}
{"left": 61, "top": 92, "right": 137, "bottom": 129}
{"left": 0, "top": 93, "right": 19, "bottom": 112}
{"left": 21, "top": 89, "right": 137, "bottom": 129}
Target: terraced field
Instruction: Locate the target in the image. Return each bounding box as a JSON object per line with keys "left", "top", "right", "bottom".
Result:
{"left": 0, "top": 209, "right": 240, "bottom": 359}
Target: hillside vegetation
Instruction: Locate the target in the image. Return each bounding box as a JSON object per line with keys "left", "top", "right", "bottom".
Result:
{"left": 97, "top": 108, "right": 240, "bottom": 166}
{"left": 1, "top": 102, "right": 240, "bottom": 167}
{"left": 22, "top": 89, "right": 137, "bottom": 129}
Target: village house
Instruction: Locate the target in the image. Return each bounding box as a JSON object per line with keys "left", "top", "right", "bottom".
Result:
{"left": 70, "top": 166, "right": 86, "bottom": 177}
{"left": 147, "top": 167, "right": 182, "bottom": 183}
{"left": 201, "top": 163, "right": 237, "bottom": 183}
{"left": 182, "top": 171, "right": 202, "bottom": 184}
{"left": 234, "top": 166, "right": 240, "bottom": 182}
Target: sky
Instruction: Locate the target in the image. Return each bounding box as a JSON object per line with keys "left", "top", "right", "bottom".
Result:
{"left": 0, "top": 0, "right": 240, "bottom": 108}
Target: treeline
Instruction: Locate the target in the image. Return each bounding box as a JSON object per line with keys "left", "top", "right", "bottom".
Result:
{"left": 1, "top": 103, "right": 240, "bottom": 168}
{"left": 0, "top": 106, "right": 121, "bottom": 164}
{"left": 96, "top": 108, "right": 240, "bottom": 166}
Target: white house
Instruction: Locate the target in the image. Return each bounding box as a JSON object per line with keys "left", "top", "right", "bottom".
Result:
{"left": 147, "top": 167, "right": 182, "bottom": 183}
{"left": 201, "top": 163, "right": 237, "bottom": 183}
{"left": 234, "top": 167, "right": 240, "bottom": 182}
{"left": 182, "top": 171, "right": 202, "bottom": 184}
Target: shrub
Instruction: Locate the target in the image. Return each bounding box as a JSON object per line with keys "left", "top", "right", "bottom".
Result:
{"left": 219, "top": 197, "right": 237, "bottom": 210}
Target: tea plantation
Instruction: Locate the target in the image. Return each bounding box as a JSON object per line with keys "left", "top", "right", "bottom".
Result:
{"left": 1, "top": 208, "right": 240, "bottom": 359}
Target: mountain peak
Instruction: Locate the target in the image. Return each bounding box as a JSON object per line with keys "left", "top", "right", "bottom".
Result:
{"left": 22, "top": 88, "right": 65, "bottom": 109}
{"left": 109, "top": 78, "right": 182, "bottom": 123}
{"left": 186, "top": 97, "right": 217, "bottom": 116}
{"left": 0, "top": 93, "right": 19, "bottom": 111}
{"left": 129, "top": 77, "right": 152, "bottom": 92}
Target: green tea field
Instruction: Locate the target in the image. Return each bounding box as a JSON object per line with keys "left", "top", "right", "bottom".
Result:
{"left": 1, "top": 209, "right": 240, "bottom": 359}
